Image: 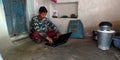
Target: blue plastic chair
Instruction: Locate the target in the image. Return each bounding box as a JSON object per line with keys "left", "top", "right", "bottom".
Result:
{"left": 67, "top": 20, "right": 84, "bottom": 38}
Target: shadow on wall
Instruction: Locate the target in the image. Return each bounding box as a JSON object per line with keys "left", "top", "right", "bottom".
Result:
{"left": 112, "top": 20, "right": 120, "bottom": 31}
{"left": 84, "top": 20, "right": 120, "bottom": 37}
{"left": 84, "top": 26, "right": 98, "bottom": 37}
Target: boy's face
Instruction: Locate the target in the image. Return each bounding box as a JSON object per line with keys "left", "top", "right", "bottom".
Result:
{"left": 38, "top": 12, "right": 47, "bottom": 20}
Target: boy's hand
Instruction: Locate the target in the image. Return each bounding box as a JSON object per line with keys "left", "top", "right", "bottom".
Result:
{"left": 46, "top": 36, "right": 53, "bottom": 44}
{"left": 56, "top": 34, "right": 60, "bottom": 38}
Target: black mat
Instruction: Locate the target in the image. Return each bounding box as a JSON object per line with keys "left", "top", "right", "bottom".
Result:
{"left": 45, "top": 32, "right": 72, "bottom": 47}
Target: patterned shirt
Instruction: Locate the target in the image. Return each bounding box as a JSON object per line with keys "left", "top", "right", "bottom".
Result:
{"left": 31, "top": 16, "right": 59, "bottom": 38}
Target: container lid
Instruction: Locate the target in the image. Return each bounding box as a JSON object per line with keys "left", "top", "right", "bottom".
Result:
{"left": 97, "top": 30, "right": 115, "bottom": 33}
{"left": 99, "top": 21, "right": 112, "bottom": 27}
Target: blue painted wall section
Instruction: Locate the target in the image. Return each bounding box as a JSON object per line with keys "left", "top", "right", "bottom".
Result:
{"left": 0, "top": 0, "right": 2, "bottom": 4}
{"left": 2, "top": 0, "right": 27, "bottom": 37}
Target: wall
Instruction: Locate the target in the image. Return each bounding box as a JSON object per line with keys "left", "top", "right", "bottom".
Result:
{"left": 26, "top": 0, "right": 120, "bottom": 36}
{"left": 26, "top": 0, "right": 34, "bottom": 30}
{"left": 57, "top": 0, "right": 78, "bottom": 3}
{"left": 48, "top": 0, "right": 120, "bottom": 36}
{"left": 51, "top": 18, "right": 78, "bottom": 34}
{"left": 78, "top": 0, "right": 120, "bottom": 36}
{"left": 0, "top": 0, "right": 13, "bottom": 52}
{"left": 52, "top": 2, "right": 78, "bottom": 17}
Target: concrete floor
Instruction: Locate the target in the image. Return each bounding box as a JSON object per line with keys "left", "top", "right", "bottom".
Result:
{"left": 2, "top": 38, "right": 120, "bottom": 60}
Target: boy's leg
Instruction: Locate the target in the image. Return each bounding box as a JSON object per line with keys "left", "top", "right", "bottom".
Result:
{"left": 30, "top": 31, "right": 45, "bottom": 43}
{"left": 45, "top": 30, "right": 57, "bottom": 39}
{"left": 30, "top": 30, "right": 57, "bottom": 43}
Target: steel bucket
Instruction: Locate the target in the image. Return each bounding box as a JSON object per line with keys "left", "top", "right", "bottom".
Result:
{"left": 97, "top": 30, "right": 115, "bottom": 50}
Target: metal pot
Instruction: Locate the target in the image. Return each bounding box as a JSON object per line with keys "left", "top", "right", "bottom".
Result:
{"left": 100, "top": 26, "right": 111, "bottom": 31}
{"left": 99, "top": 21, "right": 112, "bottom": 31}
{"left": 97, "top": 30, "right": 115, "bottom": 50}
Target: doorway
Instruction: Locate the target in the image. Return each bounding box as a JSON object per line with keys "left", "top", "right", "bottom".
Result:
{"left": 2, "top": 0, "right": 28, "bottom": 39}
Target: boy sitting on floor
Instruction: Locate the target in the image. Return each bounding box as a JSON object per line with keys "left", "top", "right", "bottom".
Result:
{"left": 30, "top": 6, "right": 59, "bottom": 44}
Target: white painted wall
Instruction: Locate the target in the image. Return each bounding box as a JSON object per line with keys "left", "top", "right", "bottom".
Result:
{"left": 50, "top": 18, "right": 78, "bottom": 34}
{"left": 52, "top": 2, "right": 78, "bottom": 18}
{"left": 0, "top": 54, "right": 3, "bottom": 60}
{"left": 57, "top": 0, "right": 78, "bottom": 3}
{"left": 78, "top": 0, "right": 120, "bottom": 35}
{"left": 26, "top": 0, "right": 35, "bottom": 30}
{"left": 0, "top": 0, "right": 13, "bottom": 51}
{"left": 48, "top": 0, "right": 120, "bottom": 36}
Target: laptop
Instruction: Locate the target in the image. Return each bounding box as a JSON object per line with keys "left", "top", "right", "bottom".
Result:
{"left": 45, "top": 32, "right": 72, "bottom": 47}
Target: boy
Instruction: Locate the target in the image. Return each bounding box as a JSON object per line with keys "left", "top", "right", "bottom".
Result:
{"left": 30, "top": 6, "right": 59, "bottom": 44}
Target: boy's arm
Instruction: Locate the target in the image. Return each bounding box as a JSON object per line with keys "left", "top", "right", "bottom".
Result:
{"left": 47, "top": 19, "right": 59, "bottom": 33}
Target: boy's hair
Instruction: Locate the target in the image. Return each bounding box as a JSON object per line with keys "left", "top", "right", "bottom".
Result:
{"left": 39, "top": 6, "right": 48, "bottom": 13}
